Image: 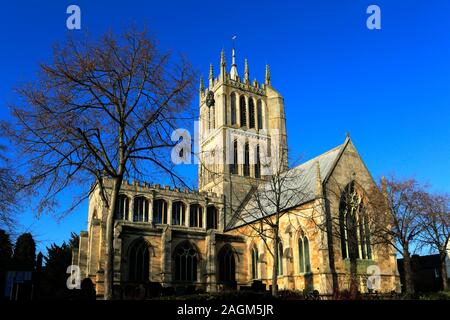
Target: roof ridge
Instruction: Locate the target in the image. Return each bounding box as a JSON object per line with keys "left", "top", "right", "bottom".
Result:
{"left": 289, "top": 143, "right": 344, "bottom": 172}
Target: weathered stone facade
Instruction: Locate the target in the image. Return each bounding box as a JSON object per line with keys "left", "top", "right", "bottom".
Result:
{"left": 73, "top": 49, "right": 400, "bottom": 296}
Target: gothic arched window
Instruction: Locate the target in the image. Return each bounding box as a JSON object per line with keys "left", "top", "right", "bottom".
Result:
{"left": 239, "top": 95, "right": 247, "bottom": 127}
{"left": 254, "top": 145, "right": 261, "bottom": 179}
{"left": 128, "top": 238, "right": 150, "bottom": 282}
{"left": 243, "top": 142, "right": 250, "bottom": 177}
{"left": 133, "top": 196, "right": 148, "bottom": 222}
{"left": 172, "top": 201, "right": 186, "bottom": 226}
{"left": 173, "top": 241, "right": 198, "bottom": 282}
{"left": 229, "top": 140, "right": 238, "bottom": 175}
{"left": 277, "top": 242, "right": 284, "bottom": 276}
{"left": 257, "top": 99, "right": 263, "bottom": 129}
{"left": 153, "top": 199, "right": 167, "bottom": 224}
{"left": 115, "top": 194, "right": 129, "bottom": 220}
{"left": 249, "top": 98, "right": 255, "bottom": 129}
{"left": 189, "top": 204, "right": 203, "bottom": 228}
{"left": 251, "top": 246, "right": 258, "bottom": 279}
{"left": 231, "top": 93, "right": 236, "bottom": 125}
{"left": 339, "top": 182, "right": 372, "bottom": 260}
{"left": 218, "top": 245, "right": 236, "bottom": 283}
{"left": 298, "top": 236, "right": 311, "bottom": 273}
{"left": 206, "top": 205, "right": 218, "bottom": 230}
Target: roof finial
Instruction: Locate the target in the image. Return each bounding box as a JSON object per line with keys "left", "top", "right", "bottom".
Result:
{"left": 345, "top": 132, "right": 350, "bottom": 139}
{"left": 265, "top": 64, "right": 271, "bottom": 85}
{"left": 244, "top": 58, "right": 249, "bottom": 84}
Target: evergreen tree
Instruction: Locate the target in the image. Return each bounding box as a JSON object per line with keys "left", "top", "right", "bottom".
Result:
{"left": 13, "top": 233, "right": 36, "bottom": 270}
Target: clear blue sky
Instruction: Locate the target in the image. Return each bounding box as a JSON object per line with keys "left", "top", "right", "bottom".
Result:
{"left": 0, "top": 0, "right": 449, "bottom": 254}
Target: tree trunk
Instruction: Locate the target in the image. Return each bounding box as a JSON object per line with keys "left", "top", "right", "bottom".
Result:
{"left": 440, "top": 251, "right": 448, "bottom": 291}
{"left": 402, "top": 249, "right": 415, "bottom": 295}
{"left": 104, "top": 176, "right": 123, "bottom": 300}
{"left": 271, "top": 238, "right": 278, "bottom": 297}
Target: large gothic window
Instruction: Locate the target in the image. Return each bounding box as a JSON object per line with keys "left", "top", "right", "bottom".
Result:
{"left": 206, "top": 205, "right": 218, "bottom": 230}
{"left": 339, "top": 182, "right": 372, "bottom": 260}
{"left": 298, "top": 236, "right": 311, "bottom": 273}
{"left": 251, "top": 246, "right": 258, "bottom": 279}
{"left": 173, "top": 241, "right": 198, "bottom": 282}
{"left": 243, "top": 142, "right": 250, "bottom": 177}
{"left": 189, "top": 204, "right": 203, "bottom": 228}
{"left": 277, "top": 242, "right": 284, "bottom": 276}
{"left": 257, "top": 99, "right": 263, "bottom": 129}
{"left": 115, "top": 194, "right": 129, "bottom": 220}
{"left": 128, "top": 238, "right": 150, "bottom": 282}
{"left": 231, "top": 93, "right": 237, "bottom": 125}
{"left": 133, "top": 196, "right": 148, "bottom": 222}
{"left": 239, "top": 95, "right": 247, "bottom": 127}
{"left": 153, "top": 199, "right": 167, "bottom": 224}
{"left": 172, "top": 201, "right": 186, "bottom": 226}
{"left": 218, "top": 245, "right": 236, "bottom": 283}
{"left": 248, "top": 98, "right": 255, "bottom": 129}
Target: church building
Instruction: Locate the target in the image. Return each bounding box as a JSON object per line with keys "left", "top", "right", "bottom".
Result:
{"left": 72, "top": 49, "right": 400, "bottom": 296}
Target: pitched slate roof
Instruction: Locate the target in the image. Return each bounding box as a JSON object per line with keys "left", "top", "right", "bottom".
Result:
{"left": 226, "top": 138, "right": 349, "bottom": 229}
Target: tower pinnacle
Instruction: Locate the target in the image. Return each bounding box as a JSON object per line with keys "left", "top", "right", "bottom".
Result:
{"left": 230, "top": 48, "right": 238, "bottom": 80}
{"left": 199, "top": 76, "right": 204, "bottom": 93}
{"left": 209, "top": 63, "right": 214, "bottom": 87}
{"left": 244, "top": 58, "right": 249, "bottom": 84}
{"left": 265, "top": 64, "right": 271, "bottom": 85}
{"left": 221, "top": 48, "right": 226, "bottom": 67}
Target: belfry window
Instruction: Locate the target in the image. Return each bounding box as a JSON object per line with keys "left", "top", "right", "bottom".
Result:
{"left": 172, "top": 201, "right": 186, "bottom": 226}
{"left": 173, "top": 241, "right": 198, "bottom": 282}
{"left": 231, "top": 93, "right": 237, "bottom": 125}
{"left": 243, "top": 142, "right": 250, "bottom": 177}
{"left": 128, "top": 238, "right": 150, "bottom": 282}
{"left": 240, "top": 95, "right": 247, "bottom": 127}
{"left": 257, "top": 99, "right": 263, "bottom": 129}
{"left": 133, "top": 196, "right": 148, "bottom": 222}
{"left": 189, "top": 204, "right": 203, "bottom": 228}
{"left": 230, "top": 140, "right": 238, "bottom": 174}
{"left": 254, "top": 145, "right": 261, "bottom": 179}
{"left": 153, "top": 199, "right": 167, "bottom": 224}
{"left": 114, "top": 195, "right": 129, "bottom": 220}
{"left": 249, "top": 98, "right": 255, "bottom": 129}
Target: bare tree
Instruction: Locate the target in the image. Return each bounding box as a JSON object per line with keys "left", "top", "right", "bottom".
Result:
{"left": 229, "top": 153, "right": 311, "bottom": 297}
{"left": 2, "top": 28, "right": 196, "bottom": 299}
{"left": 417, "top": 193, "right": 450, "bottom": 290}
{"left": 0, "top": 146, "right": 20, "bottom": 231}
{"left": 369, "top": 176, "right": 428, "bottom": 295}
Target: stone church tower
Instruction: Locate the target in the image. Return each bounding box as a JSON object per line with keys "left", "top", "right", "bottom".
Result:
{"left": 198, "top": 48, "right": 288, "bottom": 227}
